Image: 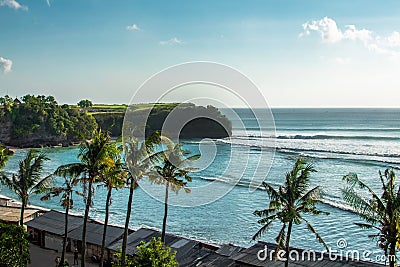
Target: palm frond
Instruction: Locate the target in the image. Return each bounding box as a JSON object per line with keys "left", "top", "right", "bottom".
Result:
{"left": 275, "top": 223, "right": 287, "bottom": 253}
{"left": 342, "top": 187, "right": 379, "bottom": 224}
{"left": 304, "top": 219, "right": 328, "bottom": 250}
{"left": 343, "top": 173, "right": 386, "bottom": 215}
{"left": 353, "top": 222, "right": 380, "bottom": 230}
{"left": 252, "top": 220, "right": 274, "bottom": 240}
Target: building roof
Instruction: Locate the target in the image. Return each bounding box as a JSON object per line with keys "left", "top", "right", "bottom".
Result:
{"left": 194, "top": 252, "right": 236, "bottom": 267}
{"left": 26, "top": 210, "right": 83, "bottom": 235}
{"left": 68, "top": 221, "right": 125, "bottom": 247}
{"left": 13, "top": 98, "right": 21, "bottom": 104}
{"left": 231, "top": 241, "right": 384, "bottom": 267}
{"left": 107, "top": 228, "right": 221, "bottom": 264}
{"left": 216, "top": 244, "right": 244, "bottom": 257}
{"left": 0, "top": 206, "right": 39, "bottom": 223}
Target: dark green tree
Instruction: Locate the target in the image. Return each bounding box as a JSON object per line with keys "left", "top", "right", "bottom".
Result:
{"left": 0, "top": 222, "right": 30, "bottom": 267}
{"left": 120, "top": 131, "right": 162, "bottom": 267}
{"left": 342, "top": 169, "right": 400, "bottom": 267}
{"left": 77, "top": 99, "right": 93, "bottom": 109}
{"left": 55, "top": 130, "right": 115, "bottom": 267}
{"left": 149, "top": 139, "right": 199, "bottom": 243}
{"left": 41, "top": 175, "right": 83, "bottom": 267}
{"left": 99, "top": 144, "right": 127, "bottom": 267}
{"left": 0, "top": 149, "right": 51, "bottom": 226}
{"left": 253, "top": 158, "right": 329, "bottom": 267}
{"left": 0, "top": 144, "right": 13, "bottom": 171}
{"left": 133, "top": 237, "right": 178, "bottom": 267}
{"left": 0, "top": 95, "right": 14, "bottom": 114}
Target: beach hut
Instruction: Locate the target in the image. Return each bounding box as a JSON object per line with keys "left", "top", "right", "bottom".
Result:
{"left": 0, "top": 195, "right": 12, "bottom": 206}
{"left": 0, "top": 206, "right": 39, "bottom": 225}
{"left": 67, "top": 221, "right": 126, "bottom": 260}
{"left": 26, "top": 210, "right": 84, "bottom": 252}
{"left": 107, "top": 228, "right": 231, "bottom": 266}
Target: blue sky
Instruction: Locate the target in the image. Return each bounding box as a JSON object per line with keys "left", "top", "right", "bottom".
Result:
{"left": 1, "top": 0, "right": 400, "bottom": 107}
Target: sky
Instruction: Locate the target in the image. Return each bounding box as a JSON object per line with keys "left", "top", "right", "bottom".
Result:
{"left": 1, "top": 0, "right": 400, "bottom": 107}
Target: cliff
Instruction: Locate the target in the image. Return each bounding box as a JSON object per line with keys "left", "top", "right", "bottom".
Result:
{"left": 0, "top": 97, "right": 231, "bottom": 148}
{"left": 94, "top": 103, "right": 232, "bottom": 139}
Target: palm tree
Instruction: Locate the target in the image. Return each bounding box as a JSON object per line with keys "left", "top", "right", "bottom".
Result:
{"left": 99, "top": 144, "right": 127, "bottom": 267}
{"left": 0, "top": 145, "right": 13, "bottom": 170}
{"left": 0, "top": 149, "right": 51, "bottom": 226}
{"left": 149, "top": 140, "right": 199, "bottom": 243}
{"left": 342, "top": 169, "right": 400, "bottom": 267}
{"left": 41, "top": 174, "right": 83, "bottom": 267}
{"left": 56, "top": 130, "right": 115, "bottom": 267}
{"left": 120, "top": 132, "right": 161, "bottom": 267}
{"left": 252, "top": 158, "right": 329, "bottom": 267}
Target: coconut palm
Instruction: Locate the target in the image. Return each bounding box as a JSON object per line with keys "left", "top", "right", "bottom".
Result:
{"left": 41, "top": 174, "right": 83, "bottom": 267}
{"left": 99, "top": 144, "right": 127, "bottom": 267}
{"left": 148, "top": 140, "right": 199, "bottom": 243}
{"left": 0, "top": 149, "right": 51, "bottom": 226}
{"left": 120, "top": 132, "right": 161, "bottom": 266}
{"left": 342, "top": 169, "right": 400, "bottom": 267}
{"left": 0, "top": 145, "right": 13, "bottom": 171}
{"left": 253, "top": 158, "right": 329, "bottom": 267}
{"left": 56, "top": 130, "right": 115, "bottom": 267}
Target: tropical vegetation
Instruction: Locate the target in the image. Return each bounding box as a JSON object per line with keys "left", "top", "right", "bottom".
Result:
{"left": 342, "top": 169, "right": 400, "bottom": 267}
{"left": 119, "top": 131, "right": 161, "bottom": 266}
{"left": 133, "top": 237, "right": 178, "bottom": 267}
{"left": 0, "top": 222, "right": 30, "bottom": 267}
{"left": 55, "top": 130, "right": 117, "bottom": 267}
{"left": 0, "top": 149, "right": 51, "bottom": 226}
{"left": 99, "top": 144, "right": 127, "bottom": 267}
{"left": 112, "top": 238, "right": 178, "bottom": 267}
{"left": 41, "top": 172, "right": 83, "bottom": 267}
{"left": 0, "top": 144, "right": 13, "bottom": 172}
{"left": 148, "top": 140, "right": 199, "bottom": 242}
{"left": 6, "top": 95, "right": 96, "bottom": 139}
{"left": 253, "top": 158, "right": 329, "bottom": 267}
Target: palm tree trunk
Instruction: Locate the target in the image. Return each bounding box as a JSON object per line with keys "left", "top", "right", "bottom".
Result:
{"left": 60, "top": 199, "right": 70, "bottom": 267}
{"left": 81, "top": 179, "right": 94, "bottom": 267}
{"left": 99, "top": 188, "right": 112, "bottom": 267}
{"left": 19, "top": 198, "right": 26, "bottom": 226}
{"left": 121, "top": 178, "right": 135, "bottom": 267}
{"left": 161, "top": 182, "right": 169, "bottom": 243}
{"left": 285, "top": 220, "right": 293, "bottom": 267}
{"left": 389, "top": 240, "right": 396, "bottom": 267}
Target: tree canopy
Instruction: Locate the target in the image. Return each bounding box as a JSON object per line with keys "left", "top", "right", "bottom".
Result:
{"left": 0, "top": 94, "right": 97, "bottom": 142}
{"left": 0, "top": 222, "right": 30, "bottom": 267}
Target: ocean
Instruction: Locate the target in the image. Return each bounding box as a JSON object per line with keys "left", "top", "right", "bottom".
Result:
{"left": 1, "top": 108, "right": 400, "bottom": 260}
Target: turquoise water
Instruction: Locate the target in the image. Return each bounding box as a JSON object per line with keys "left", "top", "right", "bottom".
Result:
{"left": 1, "top": 108, "right": 400, "bottom": 261}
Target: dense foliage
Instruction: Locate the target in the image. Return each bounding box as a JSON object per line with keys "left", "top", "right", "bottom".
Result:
{"left": 253, "top": 158, "right": 329, "bottom": 267}
{"left": 0, "top": 94, "right": 97, "bottom": 143}
{"left": 113, "top": 238, "right": 178, "bottom": 267}
{"left": 133, "top": 237, "right": 178, "bottom": 267}
{"left": 77, "top": 99, "right": 93, "bottom": 109}
{"left": 342, "top": 169, "right": 400, "bottom": 267}
{"left": 0, "top": 222, "right": 30, "bottom": 267}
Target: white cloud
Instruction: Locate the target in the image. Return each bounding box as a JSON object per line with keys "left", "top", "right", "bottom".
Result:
{"left": 302, "top": 17, "right": 343, "bottom": 43}
{"left": 301, "top": 17, "right": 400, "bottom": 58}
{"left": 0, "top": 0, "right": 28, "bottom": 10}
{"left": 0, "top": 57, "right": 13, "bottom": 74}
{"left": 387, "top": 31, "right": 400, "bottom": 47}
{"left": 335, "top": 57, "right": 351, "bottom": 65}
{"left": 46, "top": 0, "right": 51, "bottom": 6}
{"left": 159, "top": 37, "right": 184, "bottom": 45}
{"left": 126, "top": 24, "right": 140, "bottom": 31}
{"left": 343, "top": 25, "right": 372, "bottom": 44}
